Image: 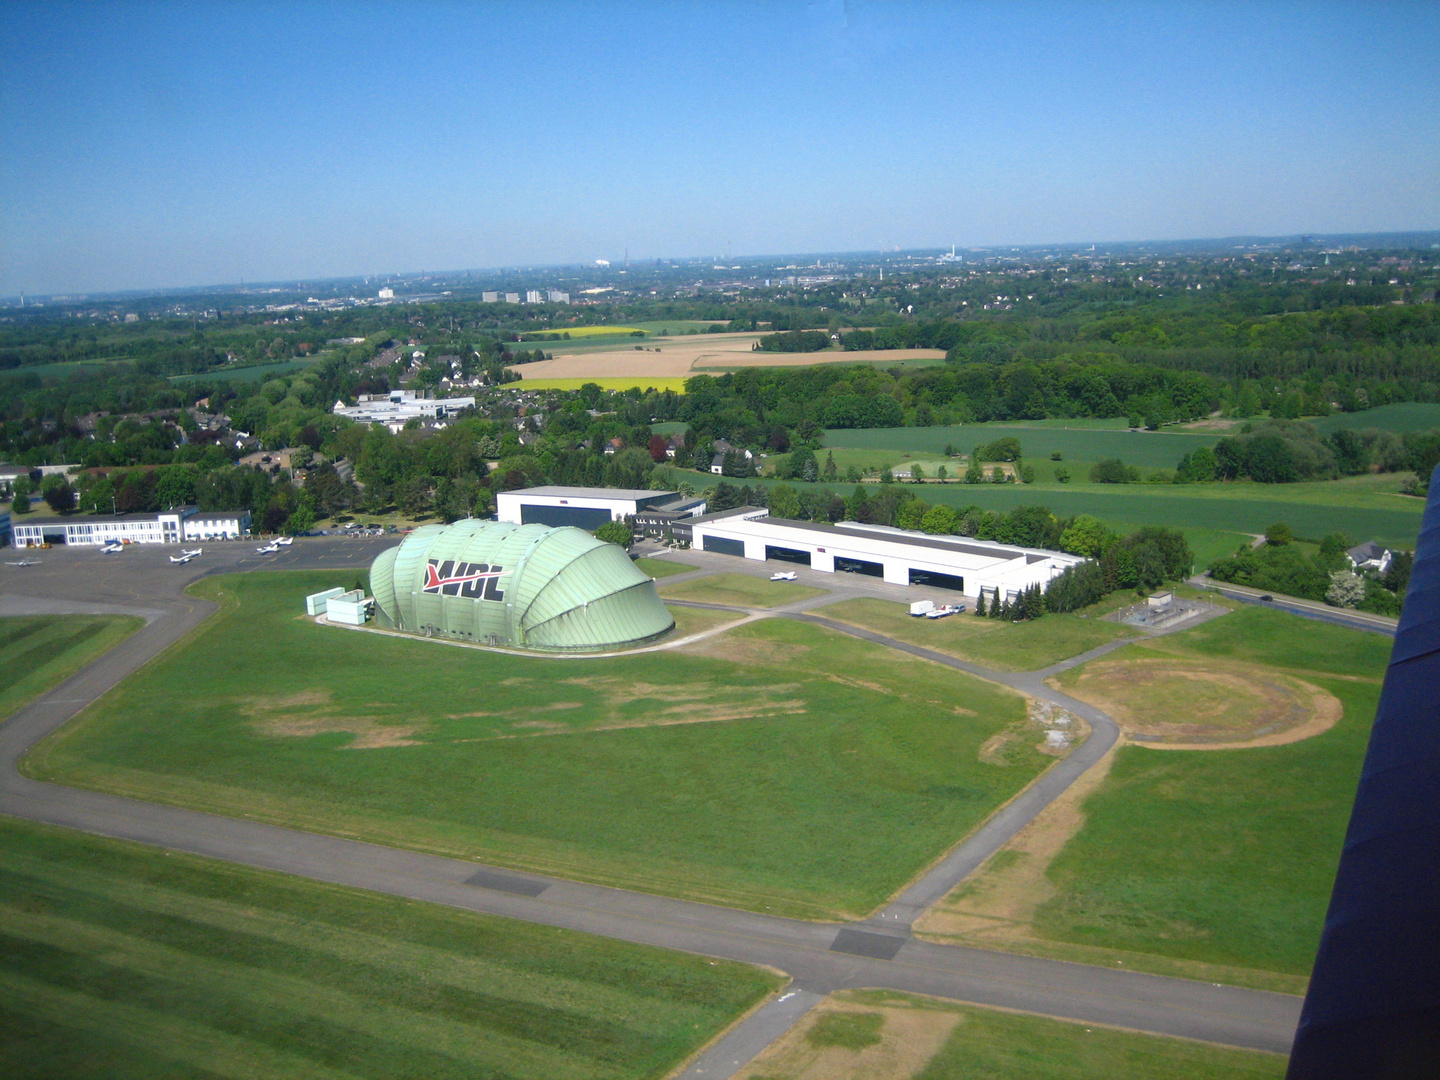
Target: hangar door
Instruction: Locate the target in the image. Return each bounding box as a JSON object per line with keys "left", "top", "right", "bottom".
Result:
{"left": 520, "top": 503, "right": 611, "bottom": 531}
{"left": 909, "top": 568, "right": 965, "bottom": 592}
{"left": 702, "top": 535, "right": 746, "bottom": 556}
{"left": 765, "top": 545, "right": 811, "bottom": 566}
{"left": 835, "top": 556, "right": 883, "bottom": 578}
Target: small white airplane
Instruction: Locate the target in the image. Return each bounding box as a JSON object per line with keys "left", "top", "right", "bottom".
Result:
{"left": 182, "top": 548, "right": 202, "bottom": 558}
{"left": 770, "top": 571, "right": 798, "bottom": 581}
{"left": 274, "top": 536, "right": 293, "bottom": 546}
{"left": 925, "top": 604, "right": 962, "bottom": 619}
{"left": 256, "top": 543, "right": 280, "bottom": 554}
{"left": 5, "top": 558, "right": 39, "bottom": 567}
{"left": 100, "top": 541, "right": 123, "bottom": 554}
{"left": 169, "top": 551, "right": 197, "bottom": 564}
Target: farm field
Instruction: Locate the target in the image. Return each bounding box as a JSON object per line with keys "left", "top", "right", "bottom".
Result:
{"left": 28, "top": 571, "right": 1049, "bottom": 920}
{"left": 0, "top": 816, "right": 779, "bottom": 1080}
{"left": 822, "top": 423, "right": 1223, "bottom": 470}
{"left": 513, "top": 332, "right": 945, "bottom": 383}
{"left": 920, "top": 605, "right": 1387, "bottom": 989}
{"left": 818, "top": 598, "right": 1132, "bottom": 673}
{"left": 0, "top": 615, "right": 143, "bottom": 721}
{"left": 659, "top": 572, "right": 824, "bottom": 608}
{"left": 503, "top": 376, "right": 691, "bottom": 393}
{"left": 170, "top": 357, "right": 323, "bottom": 384}
{"left": 736, "top": 989, "right": 1284, "bottom": 1080}
{"left": 1311, "top": 401, "right": 1440, "bottom": 434}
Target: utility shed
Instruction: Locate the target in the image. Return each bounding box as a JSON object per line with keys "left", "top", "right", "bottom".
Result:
{"left": 305, "top": 587, "right": 346, "bottom": 615}
{"left": 325, "top": 590, "right": 373, "bottom": 625}
{"left": 367, "top": 518, "right": 673, "bottom": 651}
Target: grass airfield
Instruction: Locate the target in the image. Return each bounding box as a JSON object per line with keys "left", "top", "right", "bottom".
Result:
{"left": 0, "top": 614, "right": 142, "bottom": 720}
{"left": 734, "top": 989, "right": 1284, "bottom": 1080}
{"left": 27, "top": 570, "right": 1050, "bottom": 920}
{"left": 0, "top": 816, "right": 779, "bottom": 1080}
{"left": 919, "top": 604, "right": 1388, "bottom": 992}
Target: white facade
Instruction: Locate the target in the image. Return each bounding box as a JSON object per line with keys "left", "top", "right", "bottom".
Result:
{"left": 690, "top": 513, "right": 1085, "bottom": 600}
{"left": 547, "top": 290, "right": 570, "bottom": 304}
{"left": 11, "top": 507, "right": 249, "bottom": 548}
{"left": 482, "top": 291, "right": 499, "bottom": 303}
{"left": 183, "top": 511, "right": 252, "bottom": 540}
{"left": 525, "top": 290, "right": 543, "bottom": 304}
{"left": 325, "top": 590, "right": 373, "bottom": 625}
{"left": 496, "top": 486, "right": 679, "bottom": 527}
{"left": 504, "top": 292, "right": 520, "bottom": 304}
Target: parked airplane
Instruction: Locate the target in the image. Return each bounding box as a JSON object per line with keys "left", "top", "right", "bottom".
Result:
{"left": 273, "top": 536, "right": 293, "bottom": 546}
{"left": 100, "top": 541, "right": 123, "bottom": 554}
{"left": 256, "top": 543, "right": 279, "bottom": 554}
{"left": 925, "top": 604, "right": 963, "bottom": 619}
{"left": 169, "top": 552, "right": 197, "bottom": 564}
{"left": 181, "top": 548, "right": 202, "bottom": 558}
{"left": 770, "top": 571, "right": 798, "bottom": 581}
{"left": 5, "top": 558, "right": 39, "bottom": 567}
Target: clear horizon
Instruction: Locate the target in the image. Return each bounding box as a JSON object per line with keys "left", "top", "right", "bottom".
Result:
{"left": 3, "top": 1, "right": 1437, "bottom": 296}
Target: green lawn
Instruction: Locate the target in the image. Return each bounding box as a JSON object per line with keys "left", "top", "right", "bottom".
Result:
{"left": 634, "top": 556, "right": 697, "bottom": 578}
{"left": 0, "top": 816, "right": 779, "bottom": 1080}
{"left": 1310, "top": 401, "right": 1440, "bottom": 434}
{"left": 819, "top": 598, "right": 1132, "bottom": 673}
{"left": 905, "top": 995, "right": 1285, "bottom": 1080}
{"left": 1033, "top": 605, "right": 1387, "bottom": 977}
{"left": 170, "top": 358, "right": 323, "bottom": 384}
{"left": 659, "top": 572, "right": 825, "bottom": 608}
{"left": 0, "top": 615, "right": 143, "bottom": 722}
{"left": 29, "top": 572, "right": 1047, "bottom": 920}
{"left": 822, "top": 424, "right": 1223, "bottom": 471}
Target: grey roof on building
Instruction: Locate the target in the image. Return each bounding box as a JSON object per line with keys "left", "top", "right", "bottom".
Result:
{"left": 1347, "top": 541, "right": 1390, "bottom": 562}
{"left": 704, "top": 513, "right": 1048, "bottom": 562}
{"left": 503, "top": 486, "right": 676, "bottom": 502}
{"left": 687, "top": 506, "right": 766, "bottom": 525}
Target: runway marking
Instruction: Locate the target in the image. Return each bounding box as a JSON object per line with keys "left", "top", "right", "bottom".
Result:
{"left": 464, "top": 868, "right": 551, "bottom": 897}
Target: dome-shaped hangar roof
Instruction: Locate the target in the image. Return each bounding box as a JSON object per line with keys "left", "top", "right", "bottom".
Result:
{"left": 368, "top": 519, "right": 674, "bottom": 651}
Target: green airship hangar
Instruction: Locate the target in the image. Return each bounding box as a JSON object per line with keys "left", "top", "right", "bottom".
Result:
{"left": 310, "top": 518, "right": 675, "bottom": 652}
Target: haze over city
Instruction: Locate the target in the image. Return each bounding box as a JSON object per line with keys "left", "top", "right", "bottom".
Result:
{"left": 2, "top": 0, "right": 1437, "bottom": 296}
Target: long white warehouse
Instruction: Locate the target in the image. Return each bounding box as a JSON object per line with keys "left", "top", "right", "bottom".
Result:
{"left": 691, "top": 511, "right": 1085, "bottom": 601}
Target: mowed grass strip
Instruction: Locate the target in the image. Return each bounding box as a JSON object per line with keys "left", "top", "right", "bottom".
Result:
{"left": 0, "top": 615, "right": 143, "bottom": 721}
{"left": 739, "top": 989, "right": 1284, "bottom": 1080}
{"left": 819, "top": 597, "right": 1132, "bottom": 672}
{"left": 29, "top": 572, "right": 1047, "bottom": 919}
{"left": 634, "top": 556, "right": 697, "bottom": 579}
{"left": 0, "top": 817, "right": 779, "bottom": 1080}
{"left": 659, "top": 572, "right": 825, "bottom": 609}
{"left": 1033, "top": 605, "right": 1389, "bottom": 976}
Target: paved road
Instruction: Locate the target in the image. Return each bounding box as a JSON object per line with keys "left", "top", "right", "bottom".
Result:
{"left": 1190, "top": 574, "right": 1398, "bottom": 637}
{"left": 0, "top": 540, "right": 1302, "bottom": 1065}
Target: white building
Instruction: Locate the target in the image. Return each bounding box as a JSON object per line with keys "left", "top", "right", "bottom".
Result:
{"left": 690, "top": 511, "right": 1085, "bottom": 601}
{"left": 504, "top": 292, "right": 520, "bottom": 304}
{"left": 525, "top": 290, "right": 543, "bottom": 304}
{"left": 497, "top": 486, "right": 693, "bottom": 532}
{"left": 547, "top": 290, "right": 570, "bottom": 304}
{"left": 332, "top": 390, "right": 476, "bottom": 432}
{"left": 482, "top": 291, "right": 499, "bottom": 303}
{"left": 378, "top": 287, "right": 394, "bottom": 300}
{"left": 12, "top": 507, "right": 251, "bottom": 548}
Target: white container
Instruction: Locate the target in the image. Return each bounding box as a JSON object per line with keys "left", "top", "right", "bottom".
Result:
{"left": 305, "top": 587, "right": 346, "bottom": 615}
{"left": 910, "top": 600, "right": 936, "bottom": 616}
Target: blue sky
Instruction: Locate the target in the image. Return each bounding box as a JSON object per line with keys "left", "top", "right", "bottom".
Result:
{"left": 2, "top": 1, "right": 1437, "bottom": 294}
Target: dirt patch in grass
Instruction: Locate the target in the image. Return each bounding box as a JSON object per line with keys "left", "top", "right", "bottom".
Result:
{"left": 1051, "top": 658, "right": 1341, "bottom": 748}
{"left": 736, "top": 996, "right": 958, "bottom": 1080}
{"left": 242, "top": 690, "right": 425, "bottom": 748}
{"left": 917, "top": 743, "right": 1118, "bottom": 944}
{"left": 680, "top": 633, "right": 811, "bottom": 666}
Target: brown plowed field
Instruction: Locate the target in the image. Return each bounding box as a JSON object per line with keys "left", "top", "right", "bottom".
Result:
{"left": 515, "top": 332, "right": 945, "bottom": 381}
